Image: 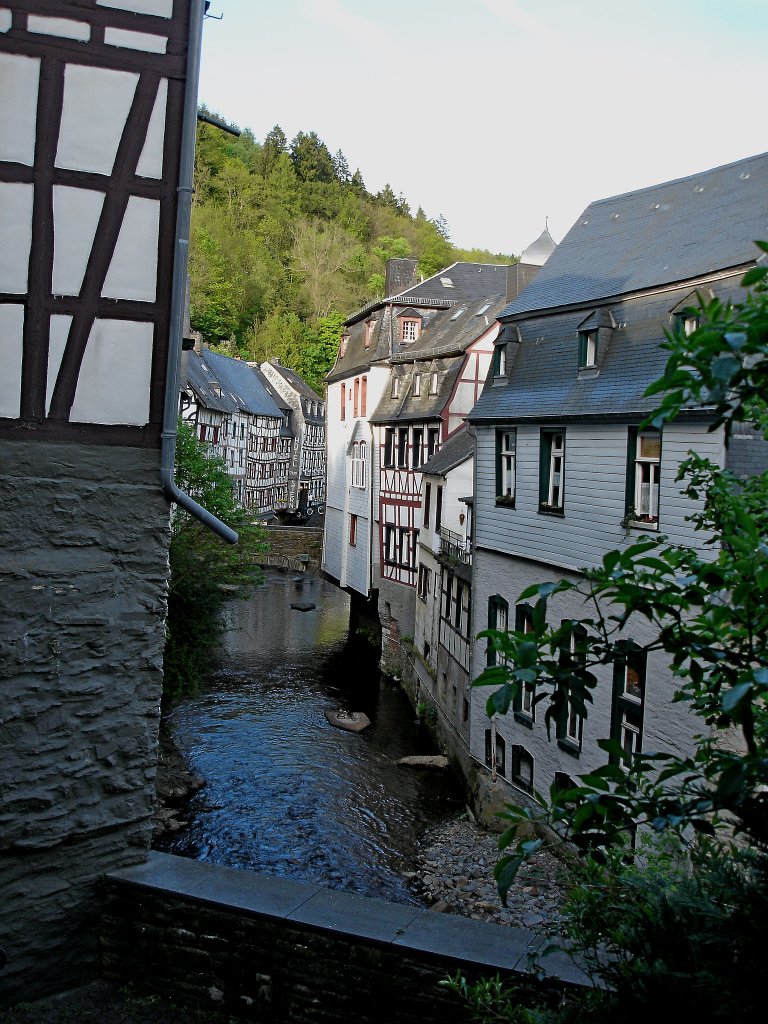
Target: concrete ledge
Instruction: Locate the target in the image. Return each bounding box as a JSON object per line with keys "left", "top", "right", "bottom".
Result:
{"left": 106, "top": 852, "right": 586, "bottom": 986}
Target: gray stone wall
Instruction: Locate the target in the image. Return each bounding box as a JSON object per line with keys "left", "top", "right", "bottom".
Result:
{"left": 0, "top": 440, "right": 170, "bottom": 1004}
{"left": 101, "top": 853, "right": 584, "bottom": 1023}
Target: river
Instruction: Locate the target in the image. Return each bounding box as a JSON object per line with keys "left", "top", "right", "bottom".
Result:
{"left": 160, "top": 570, "right": 463, "bottom": 904}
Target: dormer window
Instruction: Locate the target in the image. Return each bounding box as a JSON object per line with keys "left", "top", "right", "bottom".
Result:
{"left": 401, "top": 318, "right": 419, "bottom": 342}
{"left": 391, "top": 376, "right": 400, "bottom": 399}
{"left": 678, "top": 313, "right": 699, "bottom": 336}
{"left": 340, "top": 333, "right": 350, "bottom": 357}
{"left": 429, "top": 371, "right": 439, "bottom": 395}
{"left": 492, "top": 342, "right": 507, "bottom": 377}
{"left": 364, "top": 319, "right": 375, "bottom": 348}
{"left": 578, "top": 329, "right": 598, "bottom": 368}
{"left": 413, "top": 373, "right": 421, "bottom": 397}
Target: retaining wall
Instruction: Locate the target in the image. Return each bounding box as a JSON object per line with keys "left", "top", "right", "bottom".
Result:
{"left": 102, "top": 852, "right": 586, "bottom": 1023}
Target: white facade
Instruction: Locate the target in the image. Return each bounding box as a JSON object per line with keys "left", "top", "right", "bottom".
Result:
{"left": 323, "top": 366, "right": 389, "bottom": 596}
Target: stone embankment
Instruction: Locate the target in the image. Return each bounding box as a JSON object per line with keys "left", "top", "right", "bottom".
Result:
{"left": 152, "top": 729, "right": 205, "bottom": 840}
{"left": 408, "top": 815, "right": 571, "bottom": 930}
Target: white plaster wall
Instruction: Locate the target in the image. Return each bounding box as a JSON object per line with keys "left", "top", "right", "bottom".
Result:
{"left": 105, "top": 27, "right": 167, "bottom": 54}
{"left": 97, "top": 0, "right": 173, "bottom": 16}
{"left": 52, "top": 187, "right": 105, "bottom": 296}
{"left": 0, "top": 304, "right": 24, "bottom": 418}
{"left": 28, "top": 16, "right": 90, "bottom": 41}
{"left": 46, "top": 315, "right": 73, "bottom": 413}
{"left": 102, "top": 196, "right": 159, "bottom": 301}
{"left": 70, "top": 319, "right": 153, "bottom": 425}
{"left": 0, "top": 53, "right": 39, "bottom": 164}
{"left": 0, "top": 182, "right": 33, "bottom": 293}
{"left": 56, "top": 65, "right": 139, "bottom": 175}
{"left": 136, "top": 79, "right": 167, "bottom": 180}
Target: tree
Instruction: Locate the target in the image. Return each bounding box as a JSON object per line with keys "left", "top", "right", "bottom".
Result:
{"left": 164, "top": 422, "right": 267, "bottom": 703}
{"left": 459, "top": 253, "right": 768, "bottom": 1022}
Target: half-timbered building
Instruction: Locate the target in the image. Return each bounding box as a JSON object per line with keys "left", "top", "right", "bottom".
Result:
{"left": 467, "top": 153, "right": 768, "bottom": 810}
{"left": 0, "top": 0, "right": 209, "bottom": 1001}
{"left": 259, "top": 358, "right": 326, "bottom": 513}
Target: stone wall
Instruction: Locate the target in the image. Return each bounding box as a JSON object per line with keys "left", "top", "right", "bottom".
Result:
{"left": 262, "top": 525, "right": 323, "bottom": 570}
{"left": 102, "top": 852, "right": 585, "bottom": 1023}
{"left": 0, "top": 441, "right": 170, "bottom": 1004}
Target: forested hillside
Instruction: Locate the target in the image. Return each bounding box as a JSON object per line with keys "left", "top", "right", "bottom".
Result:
{"left": 189, "top": 110, "right": 515, "bottom": 392}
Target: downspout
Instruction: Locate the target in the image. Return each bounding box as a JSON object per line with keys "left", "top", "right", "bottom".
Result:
{"left": 160, "top": 0, "right": 238, "bottom": 544}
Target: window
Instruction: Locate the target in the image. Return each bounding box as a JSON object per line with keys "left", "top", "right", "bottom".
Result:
{"left": 511, "top": 745, "right": 534, "bottom": 793}
{"left": 442, "top": 570, "right": 453, "bottom": 619}
{"left": 413, "top": 374, "right": 422, "bottom": 397}
{"left": 417, "top": 564, "right": 431, "bottom": 600}
{"left": 429, "top": 371, "right": 439, "bottom": 394}
{"left": 401, "top": 318, "right": 419, "bottom": 342}
{"left": 676, "top": 312, "right": 699, "bottom": 336}
{"left": 611, "top": 640, "right": 646, "bottom": 769}
{"left": 427, "top": 427, "right": 440, "bottom": 459}
{"left": 435, "top": 485, "right": 443, "bottom": 533}
{"left": 361, "top": 376, "right": 367, "bottom": 416}
{"left": 412, "top": 427, "right": 423, "bottom": 469}
{"left": 539, "top": 429, "right": 565, "bottom": 513}
{"left": 349, "top": 514, "right": 357, "bottom": 546}
{"left": 578, "top": 329, "right": 598, "bottom": 368}
{"left": 351, "top": 441, "right": 366, "bottom": 488}
{"left": 364, "top": 320, "right": 375, "bottom": 348}
{"left": 513, "top": 604, "right": 535, "bottom": 725}
{"left": 484, "top": 728, "right": 506, "bottom": 776}
{"left": 353, "top": 378, "right": 359, "bottom": 417}
{"left": 454, "top": 581, "right": 464, "bottom": 629}
{"left": 495, "top": 429, "right": 516, "bottom": 506}
{"left": 340, "top": 333, "right": 349, "bottom": 356}
{"left": 486, "top": 594, "right": 509, "bottom": 667}
{"left": 384, "top": 525, "right": 396, "bottom": 564}
{"left": 627, "top": 429, "right": 661, "bottom": 527}
{"left": 423, "top": 482, "right": 431, "bottom": 528}
{"left": 397, "top": 527, "right": 411, "bottom": 566}
{"left": 492, "top": 343, "right": 507, "bottom": 377}
{"left": 557, "top": 624, "right": 587, "bottom": 753}
{"left": 340, "top": 383, "right": 346, "bottom": 421}
{"left": 384, "top": 428, "right": 395, "bottom": 467}
{"left": 397, "top": 427, "right": 409, "bottom": 468}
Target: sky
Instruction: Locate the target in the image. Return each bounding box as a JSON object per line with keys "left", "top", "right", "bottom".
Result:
{"left": 197, "top": 0, "right": 768, "bottom": 257}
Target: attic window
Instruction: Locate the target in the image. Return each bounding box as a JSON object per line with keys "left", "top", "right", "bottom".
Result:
{"left": 578, "top": 329, "right": 598, "bottom": 369}
{"left": 678, "top": 313, "right": 699, "bottom": 336}
{"left": 429, "top": 371, "right": 439, "bottom": 395}
{"left": 391, "top": 376, "right": 400, "bottom": 399}
{"left": 440, "top": 277, "right": 454, "bottom": 288}
{"left": 413, "top": 373, "right": 422, "bottom": 397}
{"left": 340, "top": 333, "right": 350, "bottom": 356}
{"left": 364, "top": 320, "right": 375, "bottom": 348}
{"left": 401, "top": 318, "right": 420, "bottom": 342}
{"left": 477, "top": 303, "right": 492, "bottom": 316}
{"left": 450, "top": 307, "right": 466, "bottom": 321}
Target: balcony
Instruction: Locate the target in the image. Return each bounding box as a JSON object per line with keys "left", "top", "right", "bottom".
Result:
{"left": 438, "top": 528, "right": 472, "bottom": 568}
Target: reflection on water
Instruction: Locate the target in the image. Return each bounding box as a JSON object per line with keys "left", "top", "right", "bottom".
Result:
{"left": 161, "top": 571, "right": 462, "bottom": 903}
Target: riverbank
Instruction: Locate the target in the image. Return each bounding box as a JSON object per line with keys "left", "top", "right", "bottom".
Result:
{"left": 409, "top": 813, "right": 571, "bottom": 930}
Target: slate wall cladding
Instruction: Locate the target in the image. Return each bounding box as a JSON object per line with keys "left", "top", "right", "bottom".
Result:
{"left": 101, "top": 854, "right": 581, "bottom": 1024}
{"left": 0, "top": 439, "right": 170, "bottom": 1004}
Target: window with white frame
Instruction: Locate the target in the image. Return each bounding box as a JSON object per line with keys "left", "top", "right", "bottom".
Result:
{"left": 578, "top": 329, "right": 598, "bottom": 368}
{"left": 557, "top": 624, "right": 587, "bottom": 753}
{"left": 401, "top": 318, "right": 419, "bottom": 342}
{"left": 513, "top": 604, "right": 535, "bottom": 723}
{"left": 487, "top": 594, "right": 509, "bottom": 667}
{"left": 417, "top": 564, "right": 431, "bottom": 601}
{"left": 391, "top": 376, "right": 400, "bottom": 399}
{"left": 629, "top": 429, "right": 661, "bottom": 526}
{"left": 495, "top": 428, "right": 516, "bottom": 505}
{"left": 351, "top": 441, "right": 367, "bottom": 488}
{"left": 429, "top": 371, "right": 439, "bottom": 394}
{"left": 413, "top": 373, "right": 421, "bottom": 397}
{"left": 384, "top": 525, "right": 396, "bottom": 564}
{"left": 412, "top": 427, "right": 423, "bottom": 469}
{"left": 611, "top": 640, "right": 646, "bottom": 769}
{"left": 539, "top": 429, "right": 565, "bottom": 513}
{"left": 397, "top": 427, "right": 409, "bottom": 468}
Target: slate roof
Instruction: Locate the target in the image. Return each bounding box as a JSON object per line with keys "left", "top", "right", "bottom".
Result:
{"left": 265, "top": 361, "right": 323, "bottom": 404}
{"left": 327, "top": 262, "right": 510, "bottom": 384}
{"left": 422, "top": 427, "right": 474, "bottom": 477}
{"left": 185, "top": 350, "right": 239, "bottom": 413}
{"left": 500, "top": 151, "right": 768, "bottom": 319}
{"left": 469, "top": 275, "right": 745, "bottom": 423}
{"left": 201, "top": 349, "right": 284, "bottom": 418}
{"left": 389, "top": 294, "right": 508, "bottom": 364}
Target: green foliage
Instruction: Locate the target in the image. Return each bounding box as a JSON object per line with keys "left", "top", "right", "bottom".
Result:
{"left": 455, "top": 253, "right": 768, "bottom": 1023}
{"left": 164, "top": 422, "right": 267, "bottom": 704}
{"left": 189, "top": 110, "right": 515, "bottom": 379}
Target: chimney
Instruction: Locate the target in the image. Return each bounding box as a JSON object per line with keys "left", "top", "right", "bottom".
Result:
{"left": 385, "top": 257, "right": 418, "bottom": 296}
{"left": 506, "top": 262, "right": 541, "bottom": 303}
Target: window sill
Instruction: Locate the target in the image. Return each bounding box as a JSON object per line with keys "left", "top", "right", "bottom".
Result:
{"left": 626, "top": 519, "right": 659, "bottom": 532}
{"left": 538, "top": 506, "right": 565, "bottom": 517}
{"left": 511, "top": 776, "right": 533, "bottom": 794}
{"left": 495, "top": 497, "right": 516, "bottom": 509}
{"left": 557, "top": 737, "right": 581, "bottom": 758}
{"left": 491, "top": 376, "right": 508, "bottom": 387}
{"left": 513, "top": 711, "right": 534, "bottom": 729}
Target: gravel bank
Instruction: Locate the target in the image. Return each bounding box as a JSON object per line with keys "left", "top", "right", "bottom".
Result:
{"left": 409, "top": 813, "right": 572, "bottom": 930}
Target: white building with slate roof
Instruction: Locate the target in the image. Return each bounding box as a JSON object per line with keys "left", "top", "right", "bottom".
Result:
{"left": 467, "top": 152, "right": 768, "bottom": 808}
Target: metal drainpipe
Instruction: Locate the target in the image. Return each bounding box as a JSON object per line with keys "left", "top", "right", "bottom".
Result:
{"left": 159, "top": 0, "right": 238, "bottom": 544}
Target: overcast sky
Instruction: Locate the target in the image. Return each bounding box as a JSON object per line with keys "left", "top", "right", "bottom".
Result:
{"left": 197, "top": 0, "right": 768, "bottom": 256}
